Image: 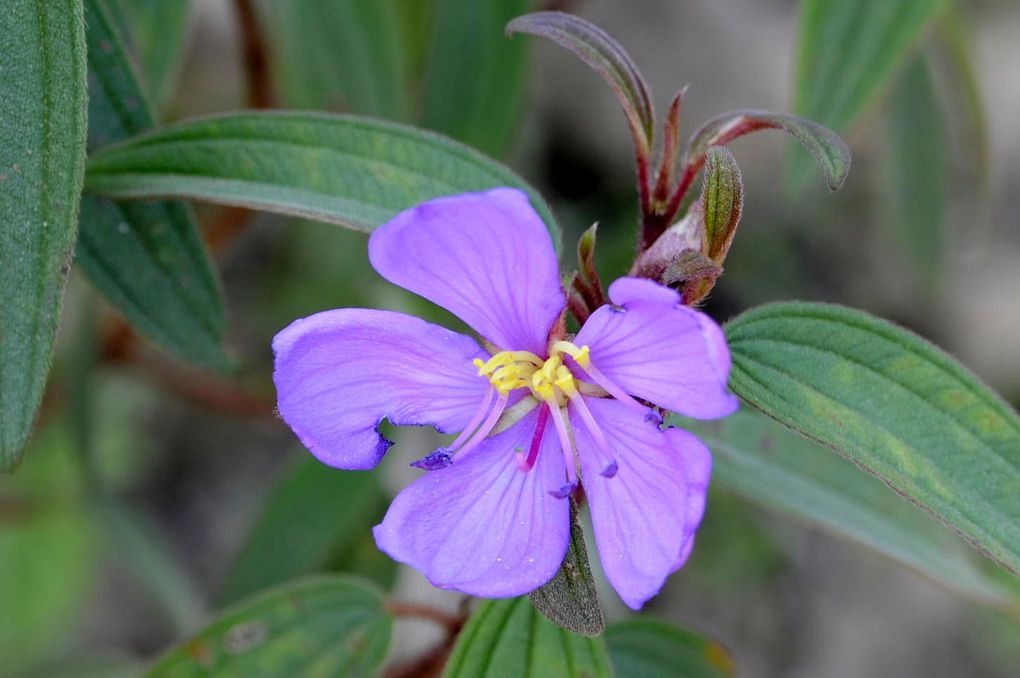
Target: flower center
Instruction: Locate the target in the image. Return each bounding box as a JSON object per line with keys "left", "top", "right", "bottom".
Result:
{"left": 473, "top": 341, "right": 590, "bottom": 407}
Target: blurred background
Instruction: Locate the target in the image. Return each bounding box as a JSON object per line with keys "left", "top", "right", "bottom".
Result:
{"left": 4, "top": 0, "right": 1019, "bottom": 676}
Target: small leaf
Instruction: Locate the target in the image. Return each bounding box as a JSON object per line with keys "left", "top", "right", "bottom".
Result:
{"left": 507, "top": 11, "right": 654, "bottom": 154}
{"left": 0, "top": 0, "right": 88, "bottom": 470}
{"left": 725, "top": 302, "right": 1020, "bottom": 577}
{"left": 422, "top": 0, "right": 530, "bottom": 156}
{"left": 605, "top": 619, "right": 736, "bottom": 678}
{"left": 528, "top": 498, "right": 605, "bottom": 637}
{"left": 219, "top": 454, "right": 387, "bottom": 605}
{"left": 84, "top": 112, "right": 560, "bottom": 246}
{"left": 681, "top": 410, "right": 1013, "bottom": 607}
{"left": 791, "top": 0, "right": 948, "bottom": 184}
{"left": 700, "top": 146, "right": 743, "bottom": 263}
{"left": 885, "top": 53, "right": 947, "bottom": 291}
{"left": 107, "top": 0, "right": 192, "bottom": 113}
{"left": 82, "top": 0, "right": 226, "bottom": 368}
{"left": 576, "top": 223, "right": 604, "bottom": 304}
{"left": 264, "top": 0, "right": 407, "bottom": 119}
{"left": 444, "top": 597, "right": 612, "bottom": 678}
{"left": 685, "top": 109, "right": 850, "bottom": 191}
{"left": 145, "top": 576, "right": 392, "bottom": 677}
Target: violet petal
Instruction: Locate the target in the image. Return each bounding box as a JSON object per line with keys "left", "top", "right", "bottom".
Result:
{"left": 574, "top": 276, "right": 738, "bottom": 419}
{"left": 373, "top": 409, "right": 569, "bottom": 597}
{"left": 273, "top": 308, "right": 487, "bottom": 470}
{"left": 368, "top": 188, "right": 565, "bottom": 354}
{"left": 573, "top": 397, "right": 712, "bottom": 610}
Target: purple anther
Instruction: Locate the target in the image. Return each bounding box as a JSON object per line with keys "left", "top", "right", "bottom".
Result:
{"left": 548, "top": 482, "right": 575, "bottom": 499}
{"left": 410, "top": 449, "right": 454, "bottom": 471}
{"left": 643, "top": 409, "right": 663, "bottom": 425}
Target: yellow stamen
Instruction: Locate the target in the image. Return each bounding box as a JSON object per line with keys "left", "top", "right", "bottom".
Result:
{"left": 475, "top": 341, "right": 590, "bottom": 406}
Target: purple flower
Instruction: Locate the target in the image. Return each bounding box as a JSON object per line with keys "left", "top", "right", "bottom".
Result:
{"left": 272, "top": 188, "right": 737, "bottom": 609}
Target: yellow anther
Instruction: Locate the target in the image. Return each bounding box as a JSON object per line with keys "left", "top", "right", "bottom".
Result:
{"left": 550, "top": 341, "right": 591, "bottom": 368}
{"left": 475, "top": 347, "right": 584, "bottom": 405}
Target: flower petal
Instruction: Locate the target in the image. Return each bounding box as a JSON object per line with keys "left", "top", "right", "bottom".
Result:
{"left": 273, "top": 309, "right": 488, "bottom": 470}
{"left": 373, "top": 409, "right": 570, "bottom": 597}
{"left": 368, "top": 188, "right": 565, "bottom": 354}
{"left": 574, "top": 277, "right": 738, "bottom": 418}
{"left": 573, "top": 397, "right": 712, "bottom": 609}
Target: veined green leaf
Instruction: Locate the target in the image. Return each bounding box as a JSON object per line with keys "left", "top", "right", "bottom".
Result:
{"left": 107, "top": 0, "right": 191, "bottom": 113}
{"left": 145, "top": 576, "right": 392, "bottom": 677}
{"left": 264, "top": 0, "right": 407, "bottom": 119}
{"left": 725, "top": 302, "right": 1020, "bottom": 577}
{"left": 605, "top": 619, "right": 735, "bottom": 678}
{"left": 82, "top": 0, "right": 226, "bottom": 368}
{"left": 422, "top": 0, "right": 530, "bottom": 156}
{"left": 680, "top": 410, "right": 1013, "bottom": 607}
{"left": 444, "top": 597, "right": 611, "bottom": 678}
{"left": 219, "top": 454, "right": 387, "bottom": 605}
{"left": 792, "top": 0, "right": 948, "bottom": 182}
{"left": 0, "top": 0, "right": 88, "bottom": 471}
{"left": 84, "top": 112, "right": 560, "bottom": 246}
{"left": 885, "top": 53, "right": 947, "bottom": 291}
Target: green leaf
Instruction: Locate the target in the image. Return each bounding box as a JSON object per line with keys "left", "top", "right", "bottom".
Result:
{"left": 219, "top": 455, "right": 387, "bottom": 605}
{"left": 528, "top": 498, "right": 605, "bottom": 637}
{"left": 507, "top": 11, "right": 654, "bottom": 155}
{"left": 681, "top": 410, "right": 1013, "bottom": 607}
{"left": 605, "top": 619, "right": 735, "bottom": 678}
{"left": 107, "top": 0, "right": 191, "bottom": 113}
{"left": 725, "top": 302, "right": 1020, "bottom": 577}
{"left": 685, "top": 109, "right": 850, "bottom": 191}
{"left": 84, "top": 112, "right": 560, "bottom": 246}
{"left": 421, "top": 0, "right": 530, "bottom": 157}
{"left": 145, "top": 576, "right": 392, "bottom": 677}
{"left": 885, "top": 53, "right": 947, "bottom": 290}
{"left": 792, "top": 0, "right": 948, "bottom": 181}
{"left": 444, "top": 597, "right": 612, "bottom": 678}
{"left": 264, "top": 0, "right": 407, "bottom": 119}
{"left": 0, "top": 0, "right": 88, "bottom": 471}
{"left": 82, "top": 0, "right": 226, "bottom": 368}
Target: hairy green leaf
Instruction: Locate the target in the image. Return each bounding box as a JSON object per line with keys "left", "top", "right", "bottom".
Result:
{"left": 145, "top": 576, "right": 391, "bottom": 677}
{"left": 264, "top": 0, "right": 406, "bottom": 119}
{"left": 682, "top": 410, "right": 1013, "bottom": 607}
{"left": 725, "top": 302, "right": 1020, "bottom": 577}
{"left": 422, "top": 0, "right": 530, "bottom": 156}
{"left": 0, "top": 0, "right": 88, "bottom": 471}
{"left": 605, "top": 619, "right": 735, "bottom": 678}
{"left": 445, "top": 597, "right": 611, "bottom": 678}
{"left": 700, "top": 146, "right": 743, "bottom": 263}
{"left": 686, "top": 109, "right": 850, "bottom": 191}
{"left": 507, "top": 11, "right": 654, "bottom": 155}
{"left": 82, "top": 0, "right": 226, "bottom": 368}
{"left": 84, "top": 112, "right": 559, "bottom": 246}
{"left": 528, "top": 498, "right": 604, "bottom": 637}
{"left": 219, "top": 455, "right": 387, "bottom": 605}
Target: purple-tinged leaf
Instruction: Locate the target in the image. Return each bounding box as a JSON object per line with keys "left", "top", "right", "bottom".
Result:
{"left": 685, "top": 109, "right": 850, "bottom": 191}
{"left": 663, "top": 250, "right": 722, "bottom": 307}
{"left": 506, "top": 11, "right": 655, "bottom": 180}
{"left": 653, "top": 88, "right": 686, "bottom": 205}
